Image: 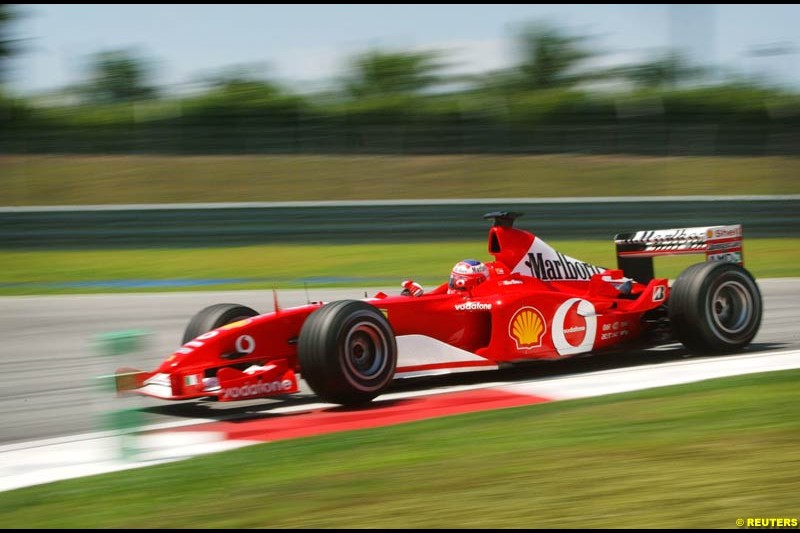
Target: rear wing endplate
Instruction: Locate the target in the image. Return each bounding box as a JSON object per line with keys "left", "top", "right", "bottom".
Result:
{"left": 614, "top": 225, "right": 743, "bottom": 283}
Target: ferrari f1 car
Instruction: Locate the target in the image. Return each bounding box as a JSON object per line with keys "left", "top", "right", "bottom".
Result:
{"left": 118, "top": 212, "right": 762, "bottom": 406}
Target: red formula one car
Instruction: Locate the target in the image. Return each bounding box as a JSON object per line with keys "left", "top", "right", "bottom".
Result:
{"left": 118, "top": 212, "right": 762, "bottom": 406}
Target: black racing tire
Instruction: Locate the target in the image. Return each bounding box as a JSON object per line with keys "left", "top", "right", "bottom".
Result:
{"left": 182, "top": 303, "right": 259, "bottom": 344}
{"left": 298, "top": 300, "right": 397, "bottom": 406}
{"left": 668, "top": 262, "right": 762, "bottom": 354}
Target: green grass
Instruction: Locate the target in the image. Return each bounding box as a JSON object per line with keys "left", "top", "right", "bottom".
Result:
{"left": 3, "top": 154, "right": 800, "bottom": 205}
{"left": 2, "top": 370, "right": 799, "bottom": 528}
{"left": 1, "top": 238, "right": 797, "bottom": 295}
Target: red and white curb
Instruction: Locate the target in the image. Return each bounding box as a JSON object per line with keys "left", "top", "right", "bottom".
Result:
{"left": 2, "top": 348, "right": 798, "bottom": 492}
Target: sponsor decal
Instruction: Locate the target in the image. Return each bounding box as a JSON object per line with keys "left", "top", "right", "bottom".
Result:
{"left": 512, "top": 238, "right": 606, "bottom": 281}
{"left": 617, "top": 227, "right": 717, "bottom": 255}
{"left": 509, "top": 307, "right": 547, "bottom": 350}
{"left": 525, "top": 251, "right": 605, "bottom": 281}
{"left": 244, "top": 363, "right": 276, "bottom": 375}
{"left": 633, "top": 228, "right": 707, "bottom": 244}
{"left": 222, "top": 379, "right": 294, "bottom": 400}
{"left": 712, "top": 226, "right": 742, "bottom": 239}
{"left": 652, "top": 285, "right": 666, "bottom": 302}
{"left": 708, "top": 252, "right": 742, "bottom": 263}
{"left": 235, "top": 334, "right": 256, "bottom": 354}
{"left": 600, "top": 320, "right": 630, "bottom": 341}
{"left": 454, "top": 301, "right": 492, "bottom": 311}
{"left": 220, "top": 319, "right": 251, "bottom": 330}
{"left": 623, "top": 225, "right": 740, "bottom": 248}
{"left": 601, "top": 331, "right": 630, "bottom": 340}
{"left": 176, "top": 339, "right": 208, "bottom": 355}
{"left": 500, "top": 279, "right": 523, "bottom": 286}
{"left": 552, "top": 298, "right": 597, "bottom": 356}
{"left": 379, "top": 308, "right": 389, "bottom": 318}
{"left": 184, "top": 374, "right": 200, "bottom": 386}
{"left": 708, "top": 241, "right": 741, "bottom": 252}
{"left": 181, "top": 323, "right": 253, "bottom": 357}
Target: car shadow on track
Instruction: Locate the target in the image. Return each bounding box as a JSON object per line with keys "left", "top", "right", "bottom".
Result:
{"left": 390, "top": 341, "right": 786, "bottom": 392}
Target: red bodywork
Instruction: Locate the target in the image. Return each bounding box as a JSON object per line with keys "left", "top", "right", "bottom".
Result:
{"left": 125, "top": 219, "right": 679, "bottom": 403}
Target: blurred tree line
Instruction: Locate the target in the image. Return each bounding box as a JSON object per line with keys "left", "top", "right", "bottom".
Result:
{"left": 1, "top": 15, "right": 798, "bottom": 155}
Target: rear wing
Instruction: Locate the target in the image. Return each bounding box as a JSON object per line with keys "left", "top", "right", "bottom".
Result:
{"left": 614, "top": 225, "right": 743, "bottom": 283}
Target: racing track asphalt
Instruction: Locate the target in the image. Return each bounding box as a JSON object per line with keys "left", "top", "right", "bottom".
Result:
{"left": 1, "top": 279, "right": 798, "bottom": 445}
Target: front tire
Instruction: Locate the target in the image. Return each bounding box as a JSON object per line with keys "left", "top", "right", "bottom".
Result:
{"left": 298, "top": 300, "right": 397, "bottom": 405}
{"left": 182, "top": 303, "right": 259, "bottom": 344}
{"left": 669, "top": 262, "right": 762, "bottom": 354}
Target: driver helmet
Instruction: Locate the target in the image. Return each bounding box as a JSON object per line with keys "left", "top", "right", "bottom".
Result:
{"left": 449, "top": 259, "right": 489, "bottom": 292}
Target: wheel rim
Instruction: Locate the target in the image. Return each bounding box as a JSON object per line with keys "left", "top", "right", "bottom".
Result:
{"left": 709, "top": 280, "right": 753, "bottom": 335}
{"left": 343, "top": 321, "right": 388, "bottom": 382}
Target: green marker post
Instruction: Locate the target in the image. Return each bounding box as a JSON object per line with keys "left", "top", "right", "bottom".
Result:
{"left": 93, "top": 329, "right": 151, "bottom": 462}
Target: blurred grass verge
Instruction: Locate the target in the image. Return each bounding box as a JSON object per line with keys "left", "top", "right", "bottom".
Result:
{"left": 0, "top": 238, "right": 797, "bottom": 295}
{"left": 1, "top": 369, "right": 797, "bottom": 528}
{"left": 3, "top": 154, "right": 800, "bottom": 205}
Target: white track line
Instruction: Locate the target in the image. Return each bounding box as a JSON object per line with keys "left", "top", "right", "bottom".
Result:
{"left": 2, "top": 348, "right": 799, "bottom": 492}
{"left": 499, "top": 348, "right": 800, "bottom": 400}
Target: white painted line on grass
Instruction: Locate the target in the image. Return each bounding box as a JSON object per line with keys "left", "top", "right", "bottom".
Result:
{"left": 3, "top": 195, "right": 798, "bottom": 213}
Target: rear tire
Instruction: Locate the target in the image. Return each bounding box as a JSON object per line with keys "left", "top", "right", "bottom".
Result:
{"left": 298, "top": 300, "right": 397, "bottom": 405}
{"left": 669, "top": 262, "right": 762, "bottom": 354}
{"left": 182, "top": 303, "right": 259, "bottom": 344}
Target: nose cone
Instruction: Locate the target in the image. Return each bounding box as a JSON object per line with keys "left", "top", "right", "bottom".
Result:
{"left": 157, "top": 333, "right": 221, "bottom": 372}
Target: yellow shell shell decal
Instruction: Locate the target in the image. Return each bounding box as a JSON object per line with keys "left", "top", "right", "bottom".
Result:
{"left": 509, "top": 307, "right": 547, "bottom": 350}
{"left": 220, "top": 319, "right": 251, "bottom": 330}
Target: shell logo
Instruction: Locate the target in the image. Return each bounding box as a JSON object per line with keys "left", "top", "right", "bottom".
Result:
{"left": 509, "top": 306, "right": 547, "bottom": 350}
